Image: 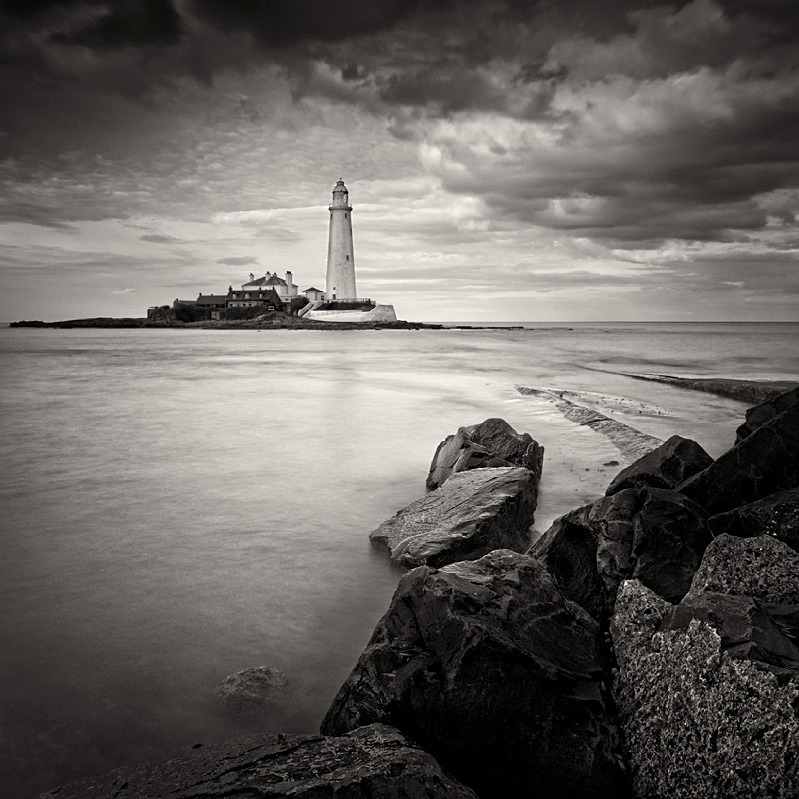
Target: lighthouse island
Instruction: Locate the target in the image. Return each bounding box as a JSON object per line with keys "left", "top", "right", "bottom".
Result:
{"left": 147, "top": 179, "right": 398, "bottom": 325}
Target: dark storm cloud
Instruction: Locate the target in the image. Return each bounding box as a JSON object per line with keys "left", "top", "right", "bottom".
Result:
{"left": 216, "top": 255, "right": 257, "bottom": 265}
{"left": 140, "top": 233, "right": 179, "bottom": 242}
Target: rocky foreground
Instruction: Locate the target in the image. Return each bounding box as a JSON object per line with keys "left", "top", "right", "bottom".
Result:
{"left": 43, "top": 392, "right": 799, "bottom": 798}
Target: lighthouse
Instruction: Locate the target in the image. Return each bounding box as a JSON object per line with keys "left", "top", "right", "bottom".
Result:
{"left": 325, "top": 178, "right": 357, "bottom": 301}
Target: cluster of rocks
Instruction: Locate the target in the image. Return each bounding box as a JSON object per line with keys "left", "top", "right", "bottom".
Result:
{"left": 43, "top": 392, "right": 799, "bottom": 798}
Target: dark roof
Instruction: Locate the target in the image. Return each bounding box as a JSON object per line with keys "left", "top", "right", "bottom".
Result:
{"left": 243, "top": 274, "right": 287, "bottom": 288}
{"left": 195, "top": 294, "right": 228, "bottom": 306}
{"left": 304, "top": 287, "right": 323, "bottom": 293}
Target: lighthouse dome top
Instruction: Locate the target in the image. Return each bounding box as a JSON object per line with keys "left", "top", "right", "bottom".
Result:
{"left": 332, "top": 178, "right": 348, "bottom": 192}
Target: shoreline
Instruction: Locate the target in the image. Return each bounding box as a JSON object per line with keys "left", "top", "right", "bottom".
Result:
{"left": 8, "top": 317, "right": 527, "bottom": 332}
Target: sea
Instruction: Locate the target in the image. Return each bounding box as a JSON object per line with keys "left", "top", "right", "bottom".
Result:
{"left": 1, "top": 322, "right": 797, "bottom": 797}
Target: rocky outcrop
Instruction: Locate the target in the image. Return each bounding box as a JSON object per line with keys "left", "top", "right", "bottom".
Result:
{"left": 615, "top": 373, "right": 798, "bottom": 405}
{"left": 610, "top": 580, "right": 799, "bottom": 799}
{"left": 41, "top": 723, "right": 478, "bottom": 799}
{"left": 605, "top": 435, "right": 713, "bottom": 496}
{"left": 531, "top": 487, "right": 711, "bottom": 617}
{"left": 321, "top": 550, "right": 628, "bottom": 799}
{"left": 425, "top": 417, "right": 543, "bottom": 491}
{"left": 370, "top": 467, "right": 538, "bottom": 569}
{"left": 708, "top": 487, "right": 799, "bottom": 550}
{"left": 678, "top": 393, "right": 799, "bottom": 514}
{"left": 215, "top": 665, "right": 289, "bottom": 714}
{"left": 736, "top": 385, "right": 799, "bottom": 441}
{"left": 516, "top": 386, "right": 662, "bottom": 459}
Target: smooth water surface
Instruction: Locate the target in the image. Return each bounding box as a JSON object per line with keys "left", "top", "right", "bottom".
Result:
{"left": 1, "top": 323, "right": 796, "bottom": 797}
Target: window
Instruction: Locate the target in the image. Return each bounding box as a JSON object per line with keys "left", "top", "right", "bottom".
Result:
{"left": 344, "top": 214, "right": 348, "bottom": 219}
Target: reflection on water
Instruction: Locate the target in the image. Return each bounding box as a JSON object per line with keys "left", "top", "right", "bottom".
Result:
{"left": 0, "top": 324, "right": 796, "bottom": 797}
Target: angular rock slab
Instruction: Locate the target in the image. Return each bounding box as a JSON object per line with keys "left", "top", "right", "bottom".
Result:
{"left": 40, "top": 724, "right": 479, "bottom": 799}
{"left": 610, "top": 580, "right": 799, "bottom": 799}
{"left": 531, "top": 487, "right": 710, "bottom": 618}
{"left": 708, "top": 487, "right": 799, "bottom": 551}
{"left": 605, "top": 435, "right": 713, "bottom": 496}
{"left": 371, "top": 467, "right": 538, "bottom": 569}
{"left": 678, "top": 396, "right": 799, "bottom": 514}
{"left": 736, "top": 385, "right": 799, "bottom": 442}
{"left": 322, "top": 550, "right": 628, "bottom": 799}
{"left": 426, "top": 417, "right": 544, "bottom": 491}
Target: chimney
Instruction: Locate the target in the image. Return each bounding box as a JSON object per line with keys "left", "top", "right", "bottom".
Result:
{"left": 249, "top": 272, "right": 254, "bottom": 282}
{"left": 286, "top": 270, "right": 293, "bottom": 288}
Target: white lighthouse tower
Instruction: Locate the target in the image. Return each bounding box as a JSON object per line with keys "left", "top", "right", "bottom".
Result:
{"left": 325, "top": 178, "right": 357, "bottom": 301}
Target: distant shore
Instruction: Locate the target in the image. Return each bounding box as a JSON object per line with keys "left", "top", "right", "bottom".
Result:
{"left": 8, "top": 316, "right": 525, "bottom": 331}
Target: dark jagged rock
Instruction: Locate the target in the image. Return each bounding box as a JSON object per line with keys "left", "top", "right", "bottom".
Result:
{"left": 215, "top": 665, "right": 289, "bottom": 714}
{"left": 605, "top": 435, "right": 713, "bottom": 496}
{"left": 687, "top": 534, "right": 799, "bottom": 605}
{"left": 610, "top": 580, "right": 799, "bottom": 799}
{"left": 531, "top": 487, "right": 710, "bottom": 617}
{"left": 678, "top": 397, "right": 799, "bottom": 514}
{"left": 40, "top": 723, "right": 478, "bottom": 799}
{"left": 370, "top": 467, "right": 538, "bottom": 569}
{"left": 660, "top": 591, "right": 799, "bottom": 672}
{"left": 528, "top": 506, "right": 607, "bottom": 620}
{"left": 426, "top": 417, "right": 543, "bottom": 491}
{"left": 736, "top": 385, "right": 799, "bottom": 442}
{"left": 321, "top": 550, "right": 629, "bottom": 799}
{"left": 708, "top": 488, "right": 799, "bottom": 551}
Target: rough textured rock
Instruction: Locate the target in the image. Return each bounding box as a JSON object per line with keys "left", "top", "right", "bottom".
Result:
{"left": 322, "top": 550, "right": 628, "bottom": 799}
{"left": 606, "top": 435, "right": 713, "bottom": 496}
{"left": 678, "top": 398, "right": 799, "bottom": 514}
{"left": 370, "top": 467, "right": 538, "bottom": 569}
{"left": 531, "top": 487, "right": 710, "bottom": 617}
{"left": 687, "top": 534, "right": 799, "bottom": 605}
{"left": 40, "top": 724, "right": 478, "bottom": 799}
{"left": 610, "top": 580, "right": 799, "bottom": 799}
{"left": 736, "top": 385, "right": 799, "bottom": 442}
{"left": 426, "top": 417, "right": 543, "bottom": 491}
{"left": 215, "top": 666, "right": 288, "bottom": 714}
{"left": 708, "top": 488, "right": 799, "bottom": 551}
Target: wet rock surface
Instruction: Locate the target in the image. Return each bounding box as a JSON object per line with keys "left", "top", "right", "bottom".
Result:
{"left": 532, "top": 487, "right": 711, "bottom": 617}
{"left": 41, "top": 723, "right": 478, "bottom": 799}
{"left": 215, "top": 666, "right": 289, "bottom": 714}
{"left": 606, "top": 435, "right": 713, "bottom": 496}
{"left": 321, "top": 550, "right": 628, "bottom": 799}
{"left": 708, "top": 487, "right": 799, "bottom": 550}
{"left": 370, "top": 467, "right": 538, "bottom": 569}
{"left": 426, "top": 417, "right": 543, "bottom": 492}
{"left": 678, "top": 393, "right": 799, "bottom": 514}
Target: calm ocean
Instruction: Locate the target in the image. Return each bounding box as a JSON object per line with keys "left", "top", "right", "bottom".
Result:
{"left": 1, "top": 322, "right": 797, "bottom": 797}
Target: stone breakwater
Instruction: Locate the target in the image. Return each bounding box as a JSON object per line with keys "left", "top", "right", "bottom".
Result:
{"left": 42, "top": 394, "right": 799, "bottom": 798}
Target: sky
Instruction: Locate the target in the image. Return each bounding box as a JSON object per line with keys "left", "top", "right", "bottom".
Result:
{"left": 0, "top": 0, "right": 798, "bottom": 322}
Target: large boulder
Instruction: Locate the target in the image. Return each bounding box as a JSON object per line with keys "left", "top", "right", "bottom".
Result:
{"left": 610, "top": 580, "right": 799, "bottom": 799}
{"left": 426, "top": 417, "right": 543, "bottom": 491}
{"left": 605, "top": 435, "right": 713, "bottom": 496}
{"left": 40, "top": 723, "right": 479, "bottom": 799}
{"left": 531, "top": 487, "right": 710, "bottom": 617}
{"left": 321, "top": 550, "right": 629, "bottom": 799}
{"left": 686, "top": 533, "right": 799, "bottom": 605}
{"left": 736, "top": 385, "right": 799, "bottom": 442}
{"left": 370, "top": 467, "right": 538, "bottom": 569}
{"left": 678, "top": 396, "right": 799, "bottom": 514}
{"left": 708, "top": 487, "right": 799, "bottom": 551}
